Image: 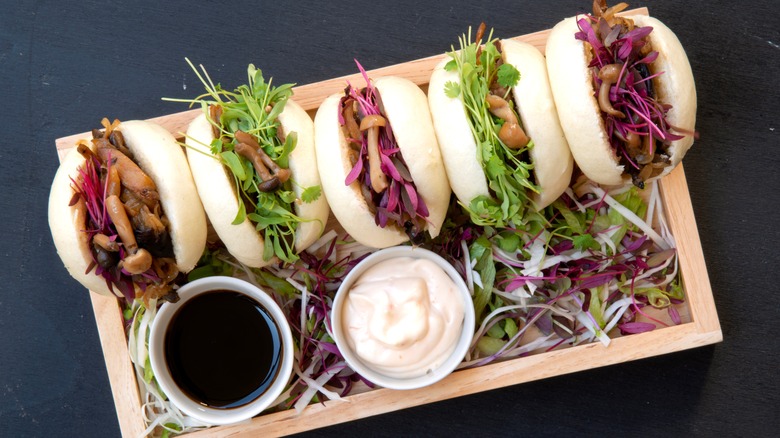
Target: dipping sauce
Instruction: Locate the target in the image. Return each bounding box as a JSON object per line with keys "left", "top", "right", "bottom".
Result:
{"left": 341, "top": 256, "right": 465, "bottom": 379}
{"left": 164, "top": 290, "right": 282, "bottom": 409}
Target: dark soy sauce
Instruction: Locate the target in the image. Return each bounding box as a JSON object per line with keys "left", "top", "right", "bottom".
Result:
{"left": 164, "top": 290, "right": 282, "bottom": 409}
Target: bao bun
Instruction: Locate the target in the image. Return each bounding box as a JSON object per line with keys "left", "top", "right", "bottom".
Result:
{"left": 314, "top": 76, "right": 450, "bottom": 249}
{"left": 545, "top": 15, "right": 696, "bottom": 186}
{"left": 186, "top": 99, "right": 329, "bottom": 268}
{"left": 428, "top": 39, "right": 573, "bottom": 210}
{"left": 48, "top": 120, "right": 207, "bottom": 297}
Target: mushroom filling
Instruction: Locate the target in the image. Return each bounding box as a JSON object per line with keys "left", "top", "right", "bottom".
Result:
{"left": 71, "top": 118, "right": 179, "bottom": 303}
{"left": 176, "top": 63, "right": 323, "bottom": 264}
{"left": 339, "top": 62, "right": 430, "bottom": 242}
{"left": 478, "top": 33, "right": 531, "bottom": 154}
{"left": 443, "top": 23, "right": 538, "bottom": 228}
{"left": 479, "top": 32, "right": 535, "bottom": 188}
{"left": 577, "top": 1, "right": 685, "bottom": 188}
{"left": 207, "top": 100, "right": 303, "bottom": 263}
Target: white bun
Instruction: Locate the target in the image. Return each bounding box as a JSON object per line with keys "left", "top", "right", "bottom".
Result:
{"left": 373, "top": 77, "right": 450, "bottom": 237}
{"left": 546, "top": 15, "right": 696, "bottom": 186}
{"left": 186, "top": 114, "right": 267, "bottom": 267}
{"left": 278, "top": 99, "right": 330, "bottom": 251}
{"left": 630, "top": 15, "right": 696, "bottom": 175}
{"left": 428, "top": 42, "right": 573, "bottom": 210}
{"left": 119, "top": 120, "right": 207, "bottom": 273}
{"left": 49, "top": 144, "right": 115, "bottom": 297}
{"left": 314, "top": 76, "right": 450, "bottom": 249}
{"left": 186, "top": 99, "right": 327, "bottom": 268}
{"left": 547, "top": 16, "right": 623, "bottom": 186}
{"left": 501, "top": 39, "right": 573, "bottom": 208}
{"left": 428, "top": 57, "right": 490, "bottom": 207}
{"left": 314, "top": 94, "right": 405, "bottom": 248}
{"left": 48, "top": 120, "right": 208, "bottom": 296}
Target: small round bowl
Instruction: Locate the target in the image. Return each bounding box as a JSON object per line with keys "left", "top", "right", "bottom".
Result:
{"left": 331, "top": 246, "right": 475, "bottom": 390}
{"left": 149, "top": 276, "right": 293, "bottom": 425}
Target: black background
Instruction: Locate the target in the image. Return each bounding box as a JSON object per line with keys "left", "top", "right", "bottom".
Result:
{"left": 2, "top": 0, "right": 778, "bottom": 436}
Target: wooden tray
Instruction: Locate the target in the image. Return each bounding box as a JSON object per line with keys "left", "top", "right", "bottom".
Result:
{"left": 53, "top": 7, "right": 721, "bottom": 437}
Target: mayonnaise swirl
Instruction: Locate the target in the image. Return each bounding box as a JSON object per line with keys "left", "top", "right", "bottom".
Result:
{"left": 342, "top": 257, "right": 464, "bottom": 379}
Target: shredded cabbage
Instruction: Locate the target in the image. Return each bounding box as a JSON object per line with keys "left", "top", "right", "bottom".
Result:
{"left": 125, "top": 176, "right": 684, "bottom": 435}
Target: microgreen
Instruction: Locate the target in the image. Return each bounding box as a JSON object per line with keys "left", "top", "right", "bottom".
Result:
{"left": 574, "top": 10, "right": 685, "bottom": 187}
{"left": 340, "top": 60, "right": 430, "bottom": 241}
{"left": 445, "top": 27, "right": 539, "bottom": 228}
{"left": 167, "top": 59, "right": 322, "bottom": 264}
{"left": 71, "top": 143, "right": 160, "bottom": 301}
{"left": 496, "top": 63, "right": 520, "bottom": 90}
{"left": 460, "top": 180, "right": 684, "bottom": 366}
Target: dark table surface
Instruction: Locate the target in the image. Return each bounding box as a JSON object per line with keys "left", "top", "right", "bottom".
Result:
{"left": 2, "top": 0, "right": 778, "bottom": 436}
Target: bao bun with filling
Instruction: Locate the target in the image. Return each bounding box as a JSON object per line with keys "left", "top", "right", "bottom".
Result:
{"left": 314, "top": 76, "right": 450, "bottom": 249}
{"left": 428, "top": 39, "right": 573, "bottom": 211}
{"left": 48, "top": 120, "right": 207, "bottom": 297}
{"left": 186, "top": 98, "right": 329, "bottom": 268}
{"left": 545, "top": 14, "right": 696, "bottom": 186}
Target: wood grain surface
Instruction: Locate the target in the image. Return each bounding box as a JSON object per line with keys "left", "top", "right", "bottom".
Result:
{"left": 2, "top": 0, "right": 778, "bottom": 437}
{"left": 51, "top": 10, "right": 724, "bottom": 434}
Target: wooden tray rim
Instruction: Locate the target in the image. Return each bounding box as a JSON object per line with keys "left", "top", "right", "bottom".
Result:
{"left": 53, "top": 7, "right": 721, "bottom": 437}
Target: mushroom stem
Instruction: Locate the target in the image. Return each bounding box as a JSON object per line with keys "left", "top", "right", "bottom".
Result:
{"left": 108, "top": 130, "right": 132, "bottom": 157}
{"left": 105, "top": 195, "right": 138, "bottom": 254}
{"left": 106, "top": 165, "right": 121, "bottom": 198}
{"left": 235, "top": 131, "right": 291, "bottom": 183}
{"left": 365, "top": 127, "right": 388, "bottom": 193}
{"left": 76, "top": 141, "right": 98, "bottom": 162}
{"left": 486, "top": 94, "right": 529, "bottom": 149}
{"left": 96, "top": 140, "right": 159, "bottom": 208}
{"left": 343, "top": 103, "right": 361, "bottom": 146}
{"left": 122, "top": 248, "right": 153, "bottom": 275}
{"left": 234, "top": 142, "right": 273, "bottom": 180}
{"left": 359, "top": 114, "right": 389, "bottom": 193}
{"left": 234, "top": 141, "right": 280, "bottom": 192}
{"left": 598, "top": 64, "right": 626, "bottom": 118}
{"left": 153, "top": 258, "right": 179, "bottom": 284}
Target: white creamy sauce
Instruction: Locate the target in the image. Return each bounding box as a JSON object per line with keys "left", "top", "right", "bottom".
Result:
{"left": 342, "top": 257, "right": 464, "bottom": 379}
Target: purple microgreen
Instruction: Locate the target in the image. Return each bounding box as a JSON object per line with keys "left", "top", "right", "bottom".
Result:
{"left": 618, "top": 321, "right": 656, "bottom": 334}
{"left": 575, "top": 13, "right": 688, "bottom": 186}
{"left": 668, "top": 306, "right": 682, "bottom": 325}
{"left": 340, "top": 60, "right": 430, "bottom": 240}
{"left": 379, "top": 153, "right": 402, "bottom": 181}
{"left": 343, "top": 149, "right": 364, "bottom": 185}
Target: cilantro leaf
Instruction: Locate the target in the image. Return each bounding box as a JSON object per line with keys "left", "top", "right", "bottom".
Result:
{"left": 503, "top": 317, "right": 518, "bottom": 339}
{"left": 258, "top": 270, "right": 299, "bottom": 298}
{"left": 484, "top": 152, "right": 505, "bottom": 179}
{"left": 553, "top": 200, "right": 585, "bottom": 235}
{"left": 173, "top": 60, "right": 307, "bottom": 264}
{"left": 301, "top": 185, "right": 322, "bottom": 203}
{"left": 470, "top": 236, "right": 496, "bottom": 319}
{"left": 144, "top": 355, "right": 154, "bottom": 384}
{"left": 444, "top": 80, "right": 461, "bottom": 98}
{"left": 448, "top": 30, "right": 539, "bottom": 227}
{"left": 496, "top": 63, "right": 520, "bottom": 89}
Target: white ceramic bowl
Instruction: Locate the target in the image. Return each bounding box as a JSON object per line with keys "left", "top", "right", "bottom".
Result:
{"left": 149, "top": 276, "right": 293, "bottom": 425}
{"left": 331, "top": 246, "right": 475, "bottom": 390}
